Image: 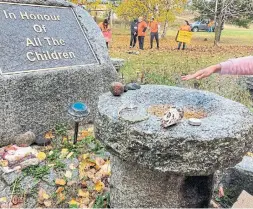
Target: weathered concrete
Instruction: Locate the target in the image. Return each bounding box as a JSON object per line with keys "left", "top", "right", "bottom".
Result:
{"left": 95, "top": 85, "right": 253, "bottom": 208}
{"left": 0, "top": 0, "right": 118, "bottom": 146}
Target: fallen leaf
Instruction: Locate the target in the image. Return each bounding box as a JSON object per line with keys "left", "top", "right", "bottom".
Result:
{"left": 0, "top": 160, "right": 8, "bottom": 167}
{"left": 80, "top": 130, "right": 90, "bottom": 138}
{"left": 60, "top": 148, "right": 69, "bottom": 158}
{"left": 87, "top": 127, "right": 94, "bottom": 133}
{"left": 62, "top": 136, "right": 68, "bottom": 143}
{"left": 67, "top": 181, "right": 77, "bottom": 186}
{"left": 56, "top": 187, "right": 64, "bottom": 193}
{"left": 45, "top": 131, "right": 54, "bottom": 139}
{"left": 79, "top": 197, "right": 89, "bottom": 205}
{"left": 38, "top": 188, "right": 50, "bottom": 204}
{"left": 67, "top": 152, "right": 74, "bottom": 159}
{"left": 65, "top": 170, "right": 72, "bottom": 179}
{"left": 37, "top": 152, "right": 47, "bottom": 161}
{"left": 95, "top": 157, "right": 105, "bottom": 168}
{"left": 0, "top": 197, "right": 7, "bottom": 203}
{"left": 69, "top": 163, "right": 77, "bottom": 170}
{"left": 44, "top": 200, "right": 52, "bottom": 207}
{"left": 247, "top": 152, "right": 253, "bottom": 158}
{"left": 55, "top": 179, "right": 66, "bottom": 186}
{"left": 82, "top": 154, "right": 89, "bottom": 160}
{"left": 68, "top": 199, "right": 79, "bottom": 208}
{"left": 88, "top": 200, "right": 95, "bottom": 208}
{"left": 94, "top": 181, "right": 105, "bottom": 192}
{"left": 78, "top": 189, "right": 89, "bottom": 198}
{"left": 56, "top": 192, "right": 65, "bottom": 204}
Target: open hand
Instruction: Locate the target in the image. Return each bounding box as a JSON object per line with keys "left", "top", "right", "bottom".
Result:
{"left": 181, "top": 65, "right": 221, "bottom": 81}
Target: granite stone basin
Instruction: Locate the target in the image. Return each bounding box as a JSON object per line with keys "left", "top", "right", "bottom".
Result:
{"left": 95, "top": 85, "right": 253, "bottom": 175}
{"left": 95, "top": 85, "right": 253, "bottom": 208}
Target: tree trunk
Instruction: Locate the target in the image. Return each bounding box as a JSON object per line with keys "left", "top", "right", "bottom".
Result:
{"left": 161, "top": 19, "right": 168, "bottom": 38}
{"left": 214, "top": 17, "right": 222, "bottom": 46}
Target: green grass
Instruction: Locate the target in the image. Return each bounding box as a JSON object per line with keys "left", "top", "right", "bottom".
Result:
{"left": 110, "top": 24, "right": 253, "bottom": 107}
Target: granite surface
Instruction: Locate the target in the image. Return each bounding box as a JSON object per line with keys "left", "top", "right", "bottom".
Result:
{"left": 95, "top": 85, "right": 253, "bottom": 175}
{"left": 0, "top": 2, "right": 98, "bottom": 73}
{"left": 0, "top": 0, "right": 118, "bottom": 146}
{"left": 221, "top": 156, "right": 253, "bottom": 202}
{"left": 110, "top": 155, "right": 214, "bottom": 208}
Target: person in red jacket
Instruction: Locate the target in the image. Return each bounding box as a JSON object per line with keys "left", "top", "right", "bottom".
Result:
{"left": 149, "top": 17, "right": 159, "bottom": 49}
{"left": 137, "top": 17, "right": 148, "bottom": 50}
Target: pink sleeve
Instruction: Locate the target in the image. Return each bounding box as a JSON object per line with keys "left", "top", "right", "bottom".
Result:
{"left": 219, "top": 56, "right": 253, "bottom": 75}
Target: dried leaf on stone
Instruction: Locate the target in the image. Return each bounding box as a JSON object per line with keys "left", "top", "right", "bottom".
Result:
{"left": 11, "top": 196, "right": 23, "bottom": 205}
{"left": 247, "top": 152, "right": 253, "bottom": 158}
{"left": 44, "top": 131, "right": 54, "bottom": 139}
{"left": 94, "top": 181, "right": 105, "bottom": 192}
{"left": 55, "top": 179, "right": 66, "bottom": 186}
{"left": 78, "top": 189, "right": 89, "bottom": 198}
{"left": 37, "top": 152, "right": 47, "bottom": 161}
{"left": 44, "top": 200, "right": 52, "bottom": 207}
{"left": 56, "top": 187, "right": 64, "bottom": 193}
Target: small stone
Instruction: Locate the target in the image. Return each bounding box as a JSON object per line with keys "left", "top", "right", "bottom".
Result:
{"left": 110, "top": 82, "right": 124, "bottom": 96}
{"left": 124, "top": 85, "right": 128, "bottom": 92}
{"left": 14, "top": 131, "right": 35, "bottom": 147}
{"left": 126, "top": 83, "right": 141, "bottom": 90}
{"left": 188, "top": 118, "right": 202, "bottom": 126}
{"left": 34, "top": 134, "right": 51, "bottom": 146}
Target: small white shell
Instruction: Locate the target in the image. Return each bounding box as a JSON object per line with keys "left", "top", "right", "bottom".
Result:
{"left": 188, "top": 118, "right": 202, "bottom": 126}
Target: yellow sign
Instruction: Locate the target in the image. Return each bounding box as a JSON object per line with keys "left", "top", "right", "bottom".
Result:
{"left": 176, "top": 31, "right": 193, "bottom": 44}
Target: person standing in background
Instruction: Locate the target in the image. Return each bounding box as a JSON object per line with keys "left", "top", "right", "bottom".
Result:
{"left": 130, "top": 18, "right": 138, "bottom": 48}
{"left": 98, "top": 19, "right": 111, "bottom": 48}
{"left": 208, "top": 19, "right": 215, "bottom": 32}
{"left": 149, "top": 17, "right": 159, "bottom": 49}
{"left": 137, "top": 17, "right": 148, "bottom": 50}
{"left": 177, "top": 20, "right": 191, "bottom": 50}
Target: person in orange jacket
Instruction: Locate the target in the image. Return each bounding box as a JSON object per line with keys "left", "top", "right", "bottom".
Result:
{"left": 149, "top": 17, "right": 159, "bottom": 49}
{"left": 137, "top": 17, "right": 148, "bottom": 50}
{"left": 177, "top": 20, "right": 191, "bottom": 50}
{"left": 98, "top": 19, "right": 111, "bottom": 48}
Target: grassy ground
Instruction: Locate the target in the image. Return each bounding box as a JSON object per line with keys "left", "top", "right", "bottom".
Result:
{"left": 109, "top": 24, "right": 253, "bottom": 107}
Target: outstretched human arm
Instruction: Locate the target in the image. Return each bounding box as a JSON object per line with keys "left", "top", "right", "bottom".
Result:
{"left": 182, "top": 56, "right": 253, "bottom": 80}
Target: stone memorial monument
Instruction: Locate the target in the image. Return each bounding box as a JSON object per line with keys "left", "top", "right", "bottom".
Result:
{"left": 95, "top": 85, "right": 253, "bottom": 208}
{"left": 0, "top": 0, "right": 118, "bottom": 146}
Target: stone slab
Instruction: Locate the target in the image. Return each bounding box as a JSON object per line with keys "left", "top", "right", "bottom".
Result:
{"left": 0, "top": 0, "right": 118, "bottom": 146}
{"left": 95, "top": 85, "right": 253, "bottom": 175}
{"left": 221, "top": 156, "right": 253, "bottom": 201}
{"left": 0, "top": 2, "right": 98, "bottom": 74}
{"left": 232, "top": 190, "right": 253, "bottom": 208}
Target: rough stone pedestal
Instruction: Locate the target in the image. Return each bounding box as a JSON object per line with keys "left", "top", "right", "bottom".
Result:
{"left": 95, "top": 85, "right": 253, "bottom": 208}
